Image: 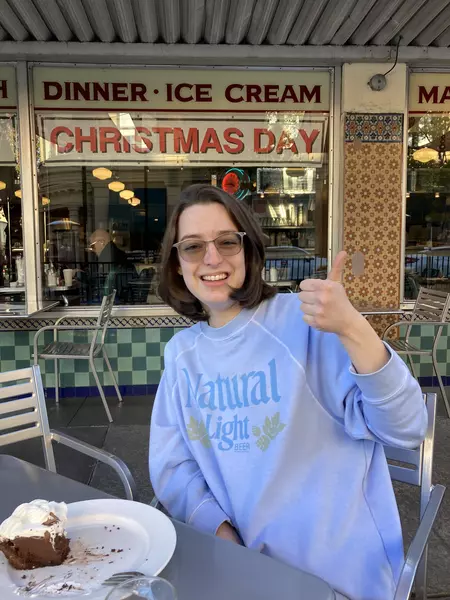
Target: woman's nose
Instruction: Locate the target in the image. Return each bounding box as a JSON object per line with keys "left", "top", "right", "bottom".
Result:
{"left": 203, "top": 241, "right": 222, "bottom": 265}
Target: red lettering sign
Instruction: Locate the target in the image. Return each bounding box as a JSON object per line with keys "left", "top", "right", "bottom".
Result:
{"left": 299, "top": 128, "right": 320, "bottom": 153}
{"left": 44, "top": 82, "right": 62, "bottom": 100}
{"left": 0, "top": 80, "right": 8, "bottom": 99}
{"left": 173, "top": 127, "right": 199, "bottom": 153}
{"left": 418, "top": 86, "right": 438, "bottom": 104}
{"left": 50, "top": 126, "right": 73, "bottom": 153}
{"left": 133, "top": 127, "right": 152, "bottom": 153}
{"left": 223, "top": 128, "right": 244, "bottom": 154}
{"left": 254, "top": 129, "right": 276, "bottom": 153}
{"left": 200, "top": 128, "right": 223, "bottom": 153}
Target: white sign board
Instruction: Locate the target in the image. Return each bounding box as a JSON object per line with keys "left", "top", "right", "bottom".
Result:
{"left": 33, "top": 67, "right": 330, "bottom": 112}
{"left": 37, "top": 114, "right": 328, "bottom": 167}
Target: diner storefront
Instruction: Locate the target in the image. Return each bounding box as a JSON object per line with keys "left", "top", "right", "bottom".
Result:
{"left": 1, "top": 57, "right": 450, "bottom": 394}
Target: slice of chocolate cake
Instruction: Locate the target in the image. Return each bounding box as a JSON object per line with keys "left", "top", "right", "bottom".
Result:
{"left": 0, "top": 500, "right": 70, "bottom": 570}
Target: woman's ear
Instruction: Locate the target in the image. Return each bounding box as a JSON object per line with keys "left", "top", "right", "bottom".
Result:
{"left": 177, "top": 266, "right": 182, "bottom": 275}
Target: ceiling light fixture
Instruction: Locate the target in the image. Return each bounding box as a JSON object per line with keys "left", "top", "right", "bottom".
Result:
{"left": 0, "top": 181, "right": 6, "bottom": 191}
{"left": 108, "top": 180, "right": 125, "bottom": 192}
{"left": 412, "top": 148, "right": 438, "bottom": 163}
{"left": 42, "top": 196, "right": 50, "bottom": 205}
{"left": 119, "top": 189, "right": 134, "bottom": 200}
{"left": 14, "top": 190, "right": 21, "bottom": 198}
{"left": 92, "top": 167, "right": 112, "bottom": 180}
{"left": 128, "top": 197, "right": 141, "bottom": 207}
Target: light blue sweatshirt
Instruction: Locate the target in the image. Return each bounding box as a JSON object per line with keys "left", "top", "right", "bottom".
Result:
{"left": 149, "top": 293, "right": 427, "bottom": 600}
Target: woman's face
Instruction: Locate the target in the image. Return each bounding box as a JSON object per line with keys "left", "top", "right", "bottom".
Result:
{"left": 176, "top": 202, "right": 246, "bottom": 317}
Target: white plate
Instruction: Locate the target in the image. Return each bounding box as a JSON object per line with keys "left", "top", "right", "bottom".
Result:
{"left": 0, "top": 499, "right": 177, "bottom": 599}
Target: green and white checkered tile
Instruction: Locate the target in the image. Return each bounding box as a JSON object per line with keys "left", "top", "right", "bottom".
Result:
{"left": 2, "top": 325, "right": 449, "bottom": 389}
{"left": 0, "top": 327, "right": 179, "bottom": 390}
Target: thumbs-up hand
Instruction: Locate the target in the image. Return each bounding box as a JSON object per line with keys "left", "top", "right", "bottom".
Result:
{"left": 298, "top": 251, "right": 360, "bottom": 336}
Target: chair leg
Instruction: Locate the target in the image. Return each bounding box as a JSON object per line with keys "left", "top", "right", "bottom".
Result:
{"left": 89, "top": 357, "right": 113, "bottom": 423}
{"left": 407, "top": 353, "right": 419, "bottom": 382}
{"left": 414, "top": 547, "right": 428, "bottom": 600}
{"left": 431, "top": 353, "right": 450, "bottom": 418}
{"left": 54, "top": 359, "right": 60, "bottom": 405}
{"left": 102, "top": 348, "right": 124, "bottom": 403}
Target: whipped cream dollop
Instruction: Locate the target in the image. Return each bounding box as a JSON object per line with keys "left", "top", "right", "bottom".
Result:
{"left": 0, "top": 499, "right": 68, "bottom": 542}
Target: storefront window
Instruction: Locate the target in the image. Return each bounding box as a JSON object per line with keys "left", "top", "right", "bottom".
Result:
{"left": 406, "top": 73, "right": 450, "bottom": 300}
{"left": 0, "top": 67, "right": 23, "bottom": 308}
{"left": 34, "top": 68, "right": 330, "bottom": 307}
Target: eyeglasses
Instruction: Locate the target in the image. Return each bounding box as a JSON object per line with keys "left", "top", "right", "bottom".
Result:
{"left": 173, "top": 232, "right": 246, "bottom": 263}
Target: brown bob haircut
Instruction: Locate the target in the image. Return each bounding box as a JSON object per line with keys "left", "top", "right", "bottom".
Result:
{"left": 158, "top": 184, "right": 277, "bottom": 321}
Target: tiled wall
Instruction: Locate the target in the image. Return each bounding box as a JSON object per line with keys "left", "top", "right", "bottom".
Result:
{"left": 343, "top": 114, "right": 403, "bottom": 309}
{"left": 0, "top": 327, "right": 180, "bottom": 397}
{"left": 0, "top": 323, "right": 449, "bottom": 391}
{"left": 342, "top": 113, "right": 450, "bottom": 384}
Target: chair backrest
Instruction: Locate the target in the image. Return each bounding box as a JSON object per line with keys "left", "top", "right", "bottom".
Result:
{"left": 0, "top": 366, "right": 56, "bottom": 471}
{"left": 406, "top": 289, "right": 450, "bottom": 347}
{"left": 385, "top": 393, "right": 436, "bottom": 518}
{"left": 92, "top": 290, "right": 117, "bottom": 351}
{"left": 411, "top": 288, "right": 450, "bottom": 322}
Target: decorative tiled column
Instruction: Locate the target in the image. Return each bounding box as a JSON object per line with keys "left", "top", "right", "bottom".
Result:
{"left": 343, "top": 114, "right": 404, "bottom": 335}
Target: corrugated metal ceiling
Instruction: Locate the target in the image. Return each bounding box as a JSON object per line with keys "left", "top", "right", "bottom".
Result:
{"left": 1, "top": 0, "right": 450, "bottom": 48}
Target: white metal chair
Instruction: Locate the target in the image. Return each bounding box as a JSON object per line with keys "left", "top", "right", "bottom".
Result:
{"left": 386, "top": 393, "right": 445, "bottom": 600}
{"left": 383, "top": 288, "right": 450, "bottom": 418}
{"left": 33, "top": 291, "right": 123, "bottom": 423}
{"left": 0, "top": 365, "right": 137, "bottom": 500}
{"left": 150, "top": 393, "right": 445, "bottom": 600}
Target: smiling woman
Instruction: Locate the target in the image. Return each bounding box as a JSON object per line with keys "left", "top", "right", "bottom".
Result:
{"left": 159, "top": 185, "right": 276, "bottom": 323}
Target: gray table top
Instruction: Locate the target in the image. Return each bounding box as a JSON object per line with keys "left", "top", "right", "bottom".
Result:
{"left": 0, "top": 455, "right": 336, "bottom": 600}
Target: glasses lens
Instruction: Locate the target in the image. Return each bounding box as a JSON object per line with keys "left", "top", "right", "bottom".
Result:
{"left": 215, "top": 233, "right": 243, "bottom": 255}
{"left": 178, "top": 240, "right": 206, "bottom": 261}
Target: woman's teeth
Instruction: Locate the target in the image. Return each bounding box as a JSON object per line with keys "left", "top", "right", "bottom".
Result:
{"left": 202, "top": 274, "right": 228, "bottom": 281}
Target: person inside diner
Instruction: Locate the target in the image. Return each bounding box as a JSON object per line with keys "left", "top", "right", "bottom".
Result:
{"left": 76, "top": 228, "right": 137, "bottom": 303}
{"left": 149, "top": 184, "right": 427, "bottom": 600}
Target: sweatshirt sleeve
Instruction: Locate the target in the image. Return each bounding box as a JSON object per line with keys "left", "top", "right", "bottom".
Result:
{"left": 307, "top": 332, "right": 428, "bottom": 449}
{"left": 149, "top": 342, "right": 229, "bottom": 535}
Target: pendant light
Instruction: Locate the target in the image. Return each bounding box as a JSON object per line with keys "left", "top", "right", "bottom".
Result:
{"left": 92, "top": 167, "right": 112, "bottom": 180}
{"left": 0, "top": 181, "right": 6, "bottom": 190}
{"left": 119, "top": 189, "right": 134, "bottom": 200}
{"left": 108, "top": 180, "right": 125, "bottom": 192}
{"left": 128, "top": 197, "right": 141, "bottom": 207}
{"left": 14, "top": 189, "right": 21, "bottom": 198}
{"left": 412, "top": 148, "right": 438, "bottom": 163}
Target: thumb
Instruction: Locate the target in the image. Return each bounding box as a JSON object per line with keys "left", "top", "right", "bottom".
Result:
{"left": 327, "top": 251, "right": 348, "bottom": 283}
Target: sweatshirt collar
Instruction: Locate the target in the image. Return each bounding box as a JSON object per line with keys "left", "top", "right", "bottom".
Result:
{"left": 200, "top": 304, "right": 258, "bottom": 340}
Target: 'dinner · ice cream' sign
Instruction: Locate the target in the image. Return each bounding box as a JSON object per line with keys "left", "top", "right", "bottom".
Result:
{"left": 34, "top": 67, "right": 330, "bottom": 167}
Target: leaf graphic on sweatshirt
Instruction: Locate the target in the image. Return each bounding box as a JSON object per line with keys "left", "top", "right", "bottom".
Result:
{"left": 186, "top": 416, "right": 211, "bottom": 449}
{"left": 252, "top": 426, "right": 261, "bottom": 437}
{"left": 256, "top": 435, "right": 270, "bottom": 451}
{"left": 263, "top": 412, "right": 286, "bottom": 440}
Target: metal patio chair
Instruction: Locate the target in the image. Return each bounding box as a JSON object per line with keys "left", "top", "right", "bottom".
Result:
{"left": 383, "top": 287, "right": 450, "bottom": 418}
{"left": 0, "top": 365, "right": 136, "bottom": 500}
{"left": 33, "top": 291, "right": 122, "bottom": 423}
{"left": 387, "top": 393, "right": 445, "bottom": 600}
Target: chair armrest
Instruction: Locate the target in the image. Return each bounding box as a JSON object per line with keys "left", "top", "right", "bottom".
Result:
{"left": 54, "top": 315, "right": 80, "bottom": 327}
{"left": 149, "top": 495, "right": 163, "bottom": 510}
{"left": 383, "top": 321, "right": 450, "bottom": 339}
{"left": 50, "top": 429, "right": 138, "bottom": 501}
{"left": 394, "top": 484, "right": 446, "bottom": 600}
